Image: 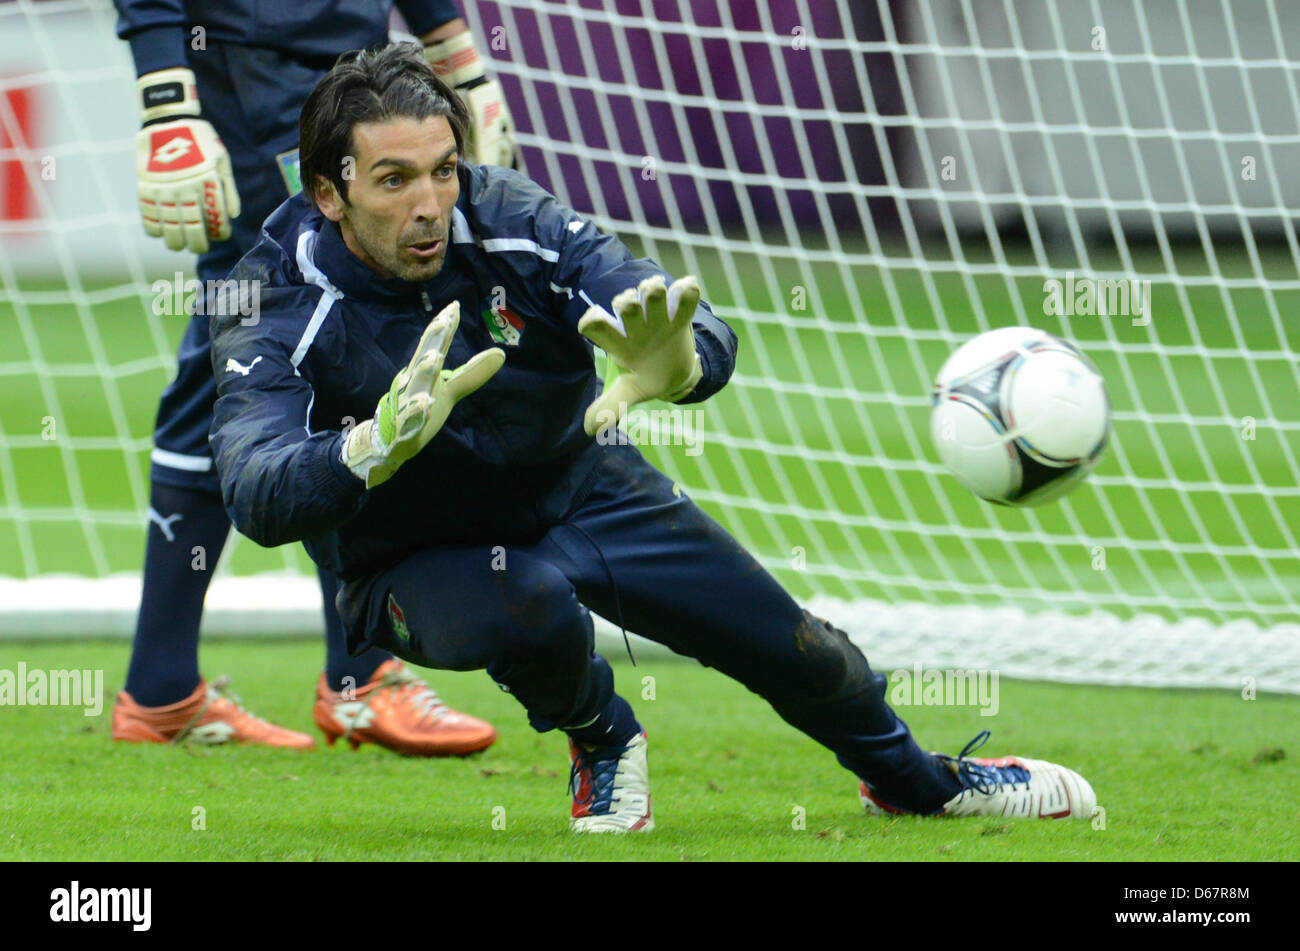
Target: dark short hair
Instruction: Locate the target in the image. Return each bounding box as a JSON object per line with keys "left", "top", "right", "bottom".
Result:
{"left": 299, "top": 42, "right": 470, "bottom": 206}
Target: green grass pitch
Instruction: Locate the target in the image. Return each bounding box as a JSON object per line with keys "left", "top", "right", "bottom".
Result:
{"left": 0, "top": 640, "right": 1296, "bottom": 861}
{"left": 2, "top": 247, "right": 1299, "bottom": 861}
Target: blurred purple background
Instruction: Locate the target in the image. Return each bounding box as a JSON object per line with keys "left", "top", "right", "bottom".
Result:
{"left": 467, "top": 0, "right": 906, "bottom": 238}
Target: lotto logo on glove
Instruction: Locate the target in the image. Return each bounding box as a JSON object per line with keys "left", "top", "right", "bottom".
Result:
{"left": 145, "top": 126, "right": 205, "bottom": 172}
{"left": 136, "top": 117, "right": 239, "bottom": 252}
{"left": 134, "top": 67, "right": 240, "bottom": 253}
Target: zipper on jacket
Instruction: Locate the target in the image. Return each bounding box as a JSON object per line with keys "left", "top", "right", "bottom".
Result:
{"left": 420, "top": 290, "right": 433, "bottom": 312}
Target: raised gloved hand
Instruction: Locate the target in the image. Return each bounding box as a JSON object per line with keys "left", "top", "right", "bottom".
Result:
{"left": 134, "top": 67, "right": 240, "bottom": 252}
{"left": 424, "top": 31, "right": 516, "bottom": 167}
{"left": 342, "top": 301, "right": 505, "bottom": 488}
{"left": 578, "top": 275, "right": 704, "bottom": 437}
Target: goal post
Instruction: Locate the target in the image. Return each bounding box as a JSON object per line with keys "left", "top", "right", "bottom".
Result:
{"left": 3, "top": 0, "right": 1298, "bottom": 693}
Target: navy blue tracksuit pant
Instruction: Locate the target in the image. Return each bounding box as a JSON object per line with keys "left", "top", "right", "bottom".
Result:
{"left": 337, "top": 440, "right": 958, "bottom": 813}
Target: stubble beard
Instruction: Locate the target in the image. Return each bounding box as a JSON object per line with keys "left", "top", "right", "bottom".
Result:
{"left": 347, "top": 215, "right": 447, "bottom": 283}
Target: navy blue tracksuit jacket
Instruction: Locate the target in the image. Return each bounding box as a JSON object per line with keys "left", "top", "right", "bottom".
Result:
{"left": 209, "top": 163, "right": 737, "bottom": 579}
{"left": 206, "top": 162, "right": 957, "bottom": 813}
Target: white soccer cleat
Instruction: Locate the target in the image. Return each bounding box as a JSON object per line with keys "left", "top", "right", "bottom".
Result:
{"left": 860, "top": 730, "right": 1096, "bottom": 820}
{"left": 568, "top": 731, "right": 654, "bottom": 833}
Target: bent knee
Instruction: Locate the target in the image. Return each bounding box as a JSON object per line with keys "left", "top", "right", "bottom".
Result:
{"left": 496, "top": 567, "right": 589, "bottom": 658}
{"left": 787, "top": 612, "right": 874, "bottom": 701}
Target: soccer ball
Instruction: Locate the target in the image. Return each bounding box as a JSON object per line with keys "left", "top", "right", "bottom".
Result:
{"left": 929, "top": 327, "right": 1110, "bottom": 506}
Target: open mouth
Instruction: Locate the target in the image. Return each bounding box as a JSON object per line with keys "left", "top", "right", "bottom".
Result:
{"left": 408, "top": 239, "right": 442, "bottom": 259}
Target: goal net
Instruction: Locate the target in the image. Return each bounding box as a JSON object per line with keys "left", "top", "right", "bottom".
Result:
{"left": 3, "top": 0, "right": 1298, "bottom": 693}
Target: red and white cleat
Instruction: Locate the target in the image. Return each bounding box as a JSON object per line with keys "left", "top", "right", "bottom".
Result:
{"left": 860, "top": 730, "right": 1096, "bottom": 820}
{"left": 569, "top": 731, "right": 654, "bottom": 833}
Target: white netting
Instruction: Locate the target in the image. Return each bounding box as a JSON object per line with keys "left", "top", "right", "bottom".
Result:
{"left": 0, "top": 0, "right": 310, "bottom": 583}
{"left": 2, "top": 0, "right": 1297, "bottom": 692}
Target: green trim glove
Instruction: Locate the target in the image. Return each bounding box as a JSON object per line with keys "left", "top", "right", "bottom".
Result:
{"left": 342, "top": 301, "right": 504, "bottom": 488}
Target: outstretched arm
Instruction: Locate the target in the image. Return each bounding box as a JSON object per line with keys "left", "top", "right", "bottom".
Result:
{"left": 544, "top": 203, "right": 738, "bottom": 417}
{"left": 209, "top": 310, "right": 363, "bottom": 548}
{"left": 577, "top": 275, "right": 704, "bottom": 436}
{"left": 210, "top": 295, "right": 503, "bottom": 546}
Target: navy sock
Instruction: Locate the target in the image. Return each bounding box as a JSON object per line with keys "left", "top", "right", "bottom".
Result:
{"left": 319, "top": 564, "right": 387, "bottom": 692}
{"left": 123, "top": 482, "right": 231, "bottom": 707}
{"left": 565, "top": 691, "right": 641, "bottom": 749}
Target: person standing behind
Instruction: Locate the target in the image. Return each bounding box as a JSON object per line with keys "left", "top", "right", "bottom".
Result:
{"left": 110, "top": 0, "right": 512, "bottom": 753}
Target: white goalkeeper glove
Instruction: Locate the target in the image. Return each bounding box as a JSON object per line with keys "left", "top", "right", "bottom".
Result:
{"left": 135, "top": 67, "right": 240, "bottom": 253}
{"left": 424, "top": 31, "right": 517, "bottom": 167}
{"left": 578, "top": 275, "right": 705, "bottom": 438}
{"left": 342, "top": 301, "right": 505, "bottom": 489}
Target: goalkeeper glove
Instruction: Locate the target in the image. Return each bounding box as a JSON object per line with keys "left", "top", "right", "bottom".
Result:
{"left": 341, "top": 301, "right": 505, "bottom": 489}
{"left": 578, "top": 275, "right": 704, "bottom": 437}
{"left": 424, "top": 32, "right": 517, "bottom": 167}
{"left": 135, "top": 67, "right": 240, "bottom": 253}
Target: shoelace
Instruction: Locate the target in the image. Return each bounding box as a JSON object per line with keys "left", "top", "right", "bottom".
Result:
{"left": 171, "top": 674, "right": 267, "bottom": 745}
{"left": 937, "top": 729, "right": 1032, "bottom": 795}
{"left": 568, "top": 744, "right": 627, "bottom": 814}
{"left": 340, "top": 665, "right": 448, "bottom": 743}
{"left": 383, "top": 665, "right": 450, "bottom": 723}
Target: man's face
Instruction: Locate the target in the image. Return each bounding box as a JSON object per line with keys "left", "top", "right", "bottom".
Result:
{"left": 316, "top": 115, "right": 459, "bottom": 282}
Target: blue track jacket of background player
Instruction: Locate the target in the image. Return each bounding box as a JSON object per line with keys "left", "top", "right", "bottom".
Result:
{"left": 114, "top": 0, "right": 461, "bottom": 76}
{"left": 208, "top": 163, "right": 738, "bottom": 581}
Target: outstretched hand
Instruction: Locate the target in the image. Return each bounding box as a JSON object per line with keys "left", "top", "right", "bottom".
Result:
{"left": 578, "top": 274, "right": 703, "bottom": 437}
{"left": 342, "top": 301, "right": 505, "bottom": 488}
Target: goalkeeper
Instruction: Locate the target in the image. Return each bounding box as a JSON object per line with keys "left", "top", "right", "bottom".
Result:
{"left": 210, "top": 43, "right": 1098, "bottom": 830}
{"left": 112, "top": 0, "right": 510, "bottom": 753}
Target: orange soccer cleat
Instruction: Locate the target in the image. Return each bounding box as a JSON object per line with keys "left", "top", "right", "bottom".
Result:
{"left": 112, "top": 677, "right": 316, "bottom": 749}
{"left": 313, "top": 659, "right": 497, "bottom": 756}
